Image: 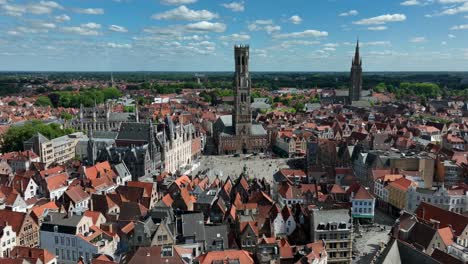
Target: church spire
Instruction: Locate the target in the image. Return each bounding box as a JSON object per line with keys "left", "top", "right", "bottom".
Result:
{"left": 350, "top": 38, "right": 363, "bottom": 102}
{"left": 354, "top": 38, "right": 360, "bottom": 65}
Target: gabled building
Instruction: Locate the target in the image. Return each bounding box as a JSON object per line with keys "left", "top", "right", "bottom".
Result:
{"left": 351, "top": 186, "right": 375, "bottom": 222}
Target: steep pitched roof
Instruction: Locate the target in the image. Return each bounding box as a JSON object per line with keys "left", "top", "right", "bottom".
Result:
{"left": 196, "top": 250, "right": 254, "bottom": 264}
{"left": 389, "top": 177, "right": 414, "bottom": 191}
{"left": 85, "top": 161, "right": 116, "bottom": 180}
{"left": 416, "top": 202, "right": 468, "bottom": 237}
{"left": 437, "top": 227, "right": 454, "bottom": 247}
{"left": 353, "top": 186, "right": 374, "bottom": 200}
{"left": 10, "top": 246, "right": 55, "bottom": 264}
{"left": 65, "top": 186, "right": 90, "bottom": 203}
{"left": 45, "top": 173, "right": 69, "bottom": 192}
{"left": 0, "top": 210, "right": 27, "bottom": 234}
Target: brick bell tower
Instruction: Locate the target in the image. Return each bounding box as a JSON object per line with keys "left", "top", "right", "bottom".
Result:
{"left": 233, "top": 45, "right": 252, "bottom": 136}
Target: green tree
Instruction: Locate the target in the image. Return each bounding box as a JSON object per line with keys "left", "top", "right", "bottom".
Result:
{"left": 1, "top": 120, "right": 74, "bottom": 152}
{"left": 34, "top": 96, "right": 52, "bottom": 107}
{"left": 374, "top": 82, "right": 387, "bottom": 93}
{"left": 60, "top": 112, "right": 73, "bottom": 120}
{"left": 8, "top": 101, "right": 17, "bottom": 106}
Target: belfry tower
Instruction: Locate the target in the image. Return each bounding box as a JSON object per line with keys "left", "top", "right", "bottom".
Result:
{"left": 233, "top": 45, "right": 252, "bottom": 136}
{"left": 350, "top": 40, "right": 362, "bottom": 101}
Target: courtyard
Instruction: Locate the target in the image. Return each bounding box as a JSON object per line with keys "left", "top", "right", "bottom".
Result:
{"left": 190, "top": 154, "right": 293, "bottom": 182}
{"left": 353, "top": 210, "right": 395, "bottom": 263}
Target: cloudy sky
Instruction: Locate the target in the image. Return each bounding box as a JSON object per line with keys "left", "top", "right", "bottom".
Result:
{"left": 0, "top": 0, "right": 467, "bottom": 71}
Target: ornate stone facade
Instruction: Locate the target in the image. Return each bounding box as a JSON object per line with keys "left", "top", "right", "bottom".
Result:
{"left": 68, "top": 102, "right": 138, "bottom": 132}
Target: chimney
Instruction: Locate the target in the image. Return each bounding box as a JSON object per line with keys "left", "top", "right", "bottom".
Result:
{"left": 429, "top": 219, "right": 440, "bottom": 229}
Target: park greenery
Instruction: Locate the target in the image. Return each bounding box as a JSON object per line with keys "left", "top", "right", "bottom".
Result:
{"left": 1, "top": 120, "right": 74, "bottom": 153}
{"left": 46, "top": 87, "right": 122, "bottom": 108}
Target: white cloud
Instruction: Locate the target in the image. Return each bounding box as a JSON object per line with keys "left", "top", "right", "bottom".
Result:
{"left": 410, "top": 36, "right": 427, "bottom": 42}
{"left": 104, "top": 42, "right": 132, "bottom": 48}
{"left": 450, "top": 24, "right": 468, "bottom": 30}
{"left": 248, "top": 20, "right": 281, "bottom": 34}
{"left": 441, "top": 41, "right": 447, "bottom": 45}
{"left": 439, "top": 2, "right": 468, "bottom": 15}
{"left": 220, "top": 33, "right": 250, "bottom": 41}
{"left": 273, "top": 29, "right": 328, "bottom": 39}
{"left": 221, "top": 2, "right": 244, "bottom": 12}
{"left": 368, "top": 26, "right": 388, "bottom": 31}
{"left": 185, "top": 21, "right": 226, "bottom": 32}
{"left": 251, "top": 49, "right": 268, "bottom": 58}
{"left": 339, "top": 10, "right": 358, "bottom": 17}
{"left": 62, "top": 22, "right": 101, "bottom": 35}
{"left": 109, "top": 25, "right": 128, "bottom": 32}
{"left": 354, "top": 14, "right": 406, "bottom": 25}
{"left": 448, "top": 34, "right": 456, "bottom": 38}
{"left": 401, "top": 0, "right": 422, "bottom": 6}
{"left": 289, "top": 15, "right": 303, "bottom": 24}
{"left": 152, "top": 6, "right": 218, "bottom": 21}
{"left": 55, "top": 14, "right": 70, "bottom": 22}
{"left": 323, "top": 43, "right": 339, "bottom": 48}
{"left": 82, "top": 22, "right": 101, "bottom": 29}
{"left": 438, "top": 0, "right": 468, "bottom": 4}
{"left": 73, "top": 8, "right": 104, "bottom": 15}
{"left": 1, "top": 1, "right": 63, "bottom": 16}
{"left": 34, "top": 22, "right": 56, "bottom": 29}
{"left": 160, "top": 0, "right": 197, "bottom": 5}
{"left": 279, "top": 40, "right": 320, "bottom": 48}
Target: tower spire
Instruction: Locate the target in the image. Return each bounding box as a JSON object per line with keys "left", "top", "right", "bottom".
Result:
{"left": 354, "top": 38, "right": 360, "bottom": 65}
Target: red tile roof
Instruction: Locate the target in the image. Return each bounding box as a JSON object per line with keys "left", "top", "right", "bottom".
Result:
{"left": 416, "top": 202, "right": 468, "bottom": 237}
{"left": 85, "top": 161, "right": 116, "bottom": 180}
{"left": 389, "top": 177, "right": 414, "bottom": 191}
{"left": 353, "top": 186, "right": 374, "bottom": 200}
{"left": 438, "top": 227, "right": 454, "bottom": 247}
{"left": 196, "top": 250, "right": 254, "bottom": 264}
{"left": 45, "top": 173, "right": 69, "bottom": 192}
{"left": 330, "top": 184, "right": 346, "bottom": 194}
{"left": 10, "top": 246, "right": 55, "bottom": 264}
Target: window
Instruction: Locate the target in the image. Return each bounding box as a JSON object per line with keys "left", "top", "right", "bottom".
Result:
{"left": 66, "top": 238, "right": 70, "bottom": 246}
{"left": 60, "top": 237, "right": 64, "bottom": 245}
{"left": 72, "top": 238, "right": 76, "bottom": 247}
{"left": 72, "top": 252, "right": 76, "bottom": 261}
{"left": 55, "top": 236, "right": 58, "bottom": 244}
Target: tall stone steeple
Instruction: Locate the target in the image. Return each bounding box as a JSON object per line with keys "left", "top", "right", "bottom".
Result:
{"left": 350, "top": 39, "right": 362, "bottom": 102}
{"left": 233, "top": 45, "right": 252, "bottom": 136}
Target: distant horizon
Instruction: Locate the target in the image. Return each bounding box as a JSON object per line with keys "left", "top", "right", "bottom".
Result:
{"left": 1, "top": 70, "right": 468, "bottom": 74}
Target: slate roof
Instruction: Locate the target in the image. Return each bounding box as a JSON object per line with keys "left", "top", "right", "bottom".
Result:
{"left": 204, "top": 224, "right": 228, "bottom": 250}
{"left": 376, "top": 239, "right": 439, "bottom": 264}
{"left": 117, "top": 123, "right": 150, "bottom": 142}
{"left": 127, "top": 246, "right": 185, "bottom": 264}
{"left": 217, "top": 115, "right": 267, "bottom": 136}
{"left": 181, "top": 212, "right": 205, "bottom": 242}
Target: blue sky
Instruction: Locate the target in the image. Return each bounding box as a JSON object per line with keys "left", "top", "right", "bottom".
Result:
{"left": 0, "top": 0, "right": 467, "bottom": 71}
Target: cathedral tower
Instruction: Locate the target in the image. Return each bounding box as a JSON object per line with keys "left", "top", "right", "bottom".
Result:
{"left": 350, "top": 40, "right": 362, "bottom": 101}
{"left": 233, "top": 45, "right": 252, "bottom": 136}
